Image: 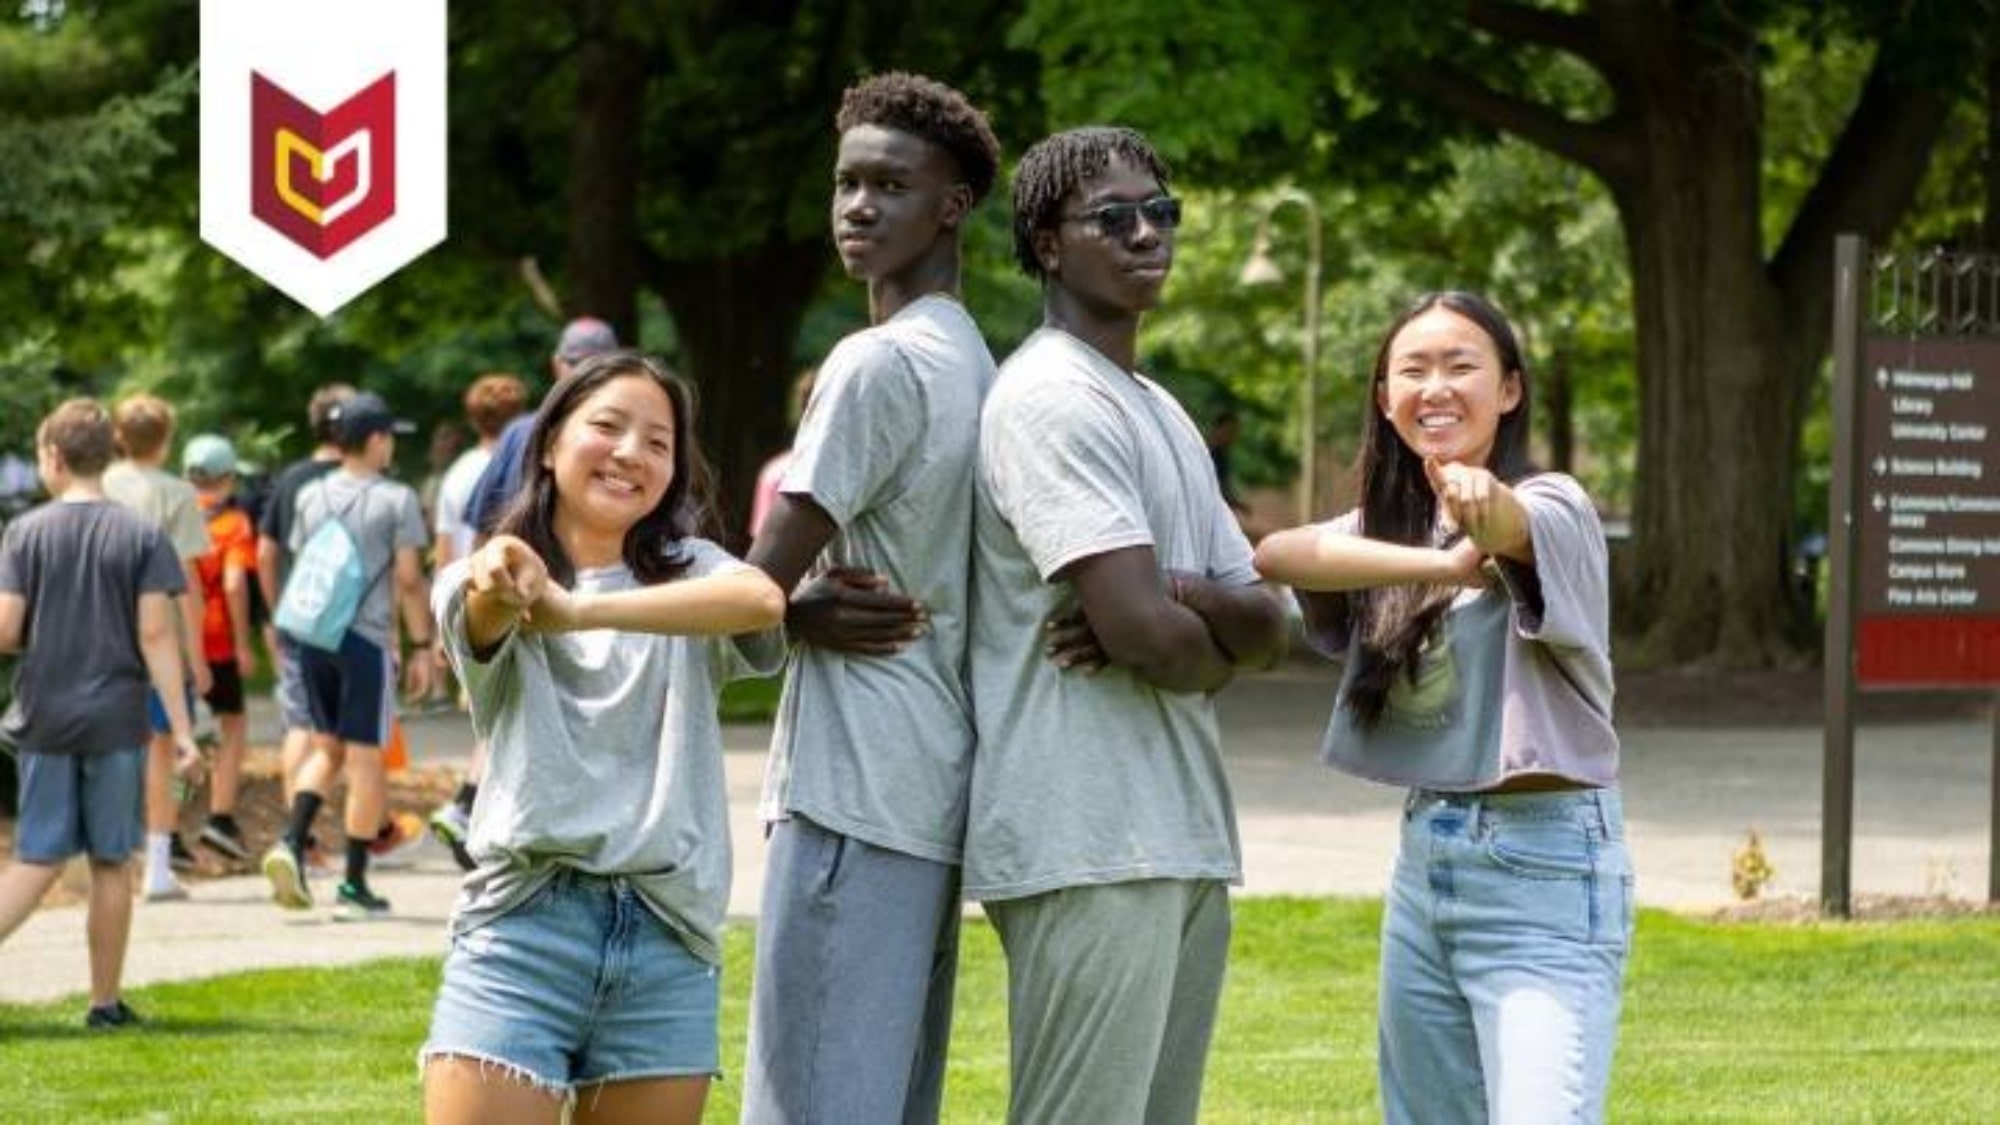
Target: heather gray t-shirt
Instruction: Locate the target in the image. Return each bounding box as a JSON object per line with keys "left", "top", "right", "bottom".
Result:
{"left": 964, "top": 328, "right": 1257, "bottom": 901}
{"left": 0, "top": 500, "right": 184, "bottom": 755}
{"left": 759, "top": 294, "right": 996, "bottom": 864}
{"left": 1304, "top": 473, "right": 1619, "bottom": 789}
{"left": 288, "top": 470, "right": 428, "bottom": 650}
{"left": 104, "top": 462, "right": 210, "bottom": 561}
{"left": 435, "top": 540, "right": 784, "bottom": 965}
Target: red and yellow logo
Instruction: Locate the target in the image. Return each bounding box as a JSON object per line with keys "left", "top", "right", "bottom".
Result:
{"left": 250, "top": 72, "right": 397, "bottom": 259}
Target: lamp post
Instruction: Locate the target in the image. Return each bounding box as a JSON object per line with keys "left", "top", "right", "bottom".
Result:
{"left": 1240, "top": 188, "right": 1322, "bottom": 525}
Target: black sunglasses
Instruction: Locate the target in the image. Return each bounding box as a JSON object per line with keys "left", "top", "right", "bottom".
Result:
{"left": 1061, "top": 195, "right": 1182, "bottom": 241}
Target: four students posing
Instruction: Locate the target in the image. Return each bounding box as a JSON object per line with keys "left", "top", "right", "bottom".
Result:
{"left": 311, "top": 74, "right": 1625, "bottom": 1125}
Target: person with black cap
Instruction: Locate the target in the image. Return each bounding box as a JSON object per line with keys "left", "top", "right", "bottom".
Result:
{"left": 261, "top": 391, "right": 434, "bottom": 921}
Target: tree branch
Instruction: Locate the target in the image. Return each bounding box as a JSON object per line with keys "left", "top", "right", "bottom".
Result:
{"left": 1771, "top": 42, "right": 1957, "bottom": 325}
{"left": 1399, "top": 64, "right": 1638, "bottom": 181}
{"left": 1467, "top": 0, "right": 1618, "bottom": 74}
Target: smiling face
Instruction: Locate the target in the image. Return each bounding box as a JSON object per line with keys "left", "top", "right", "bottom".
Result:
{"left": 544, "top": 374, "right": 679, "bottom": 549}
{"left": 1375, "top": 306, "right": 1523, "bottom": 467}
{"left": 831, "top": 124, "right": 965, "bottom": 283}
{"left": 1036, "top": 157, "right": 1174, "bottom": 316}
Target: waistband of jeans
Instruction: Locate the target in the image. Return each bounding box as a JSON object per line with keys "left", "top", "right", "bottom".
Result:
{"left": 1405, "top": 785, "right": 1621, "bottom": 833}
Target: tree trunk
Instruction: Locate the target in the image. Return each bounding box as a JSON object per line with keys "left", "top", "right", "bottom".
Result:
{"left": 562, "top": 2, "right": 644, "bottom": 340}
{"left": 1609, "top": 23, "right": 1809, "bottom": 665}
{"left": 654, "top": 237, "right": 829, "bottom": 548}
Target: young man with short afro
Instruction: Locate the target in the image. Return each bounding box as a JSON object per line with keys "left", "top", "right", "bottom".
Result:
{"left": 740, "top": 72, "right": 1001, "bottom": 1125}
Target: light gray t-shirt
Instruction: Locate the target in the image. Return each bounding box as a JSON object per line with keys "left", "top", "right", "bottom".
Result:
{"left": 288, "top": 470, "right": 428, "bottom": 650}
{"left": 760, "top": 294, "right": 996, "bottom": 864}
{"left": 964, "top": 328, "right": 1258, "bottom": 901}
{"left": 1303, "top": 473, "right": 1619, "bottom": 789}
{"left": 435, "top": 540, "right": 784, "bottom": 965}
{"left": 104, "top": 461, "right": 210, "bottom": 560}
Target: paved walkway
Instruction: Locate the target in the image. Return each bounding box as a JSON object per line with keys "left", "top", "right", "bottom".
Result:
{"left": 4, "top": 663, "right": 1994, "bottom": 1004}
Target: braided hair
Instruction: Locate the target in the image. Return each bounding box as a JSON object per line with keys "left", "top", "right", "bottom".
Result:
{"left": 1011, "top": 126, "right": 1170, "bottom": 281}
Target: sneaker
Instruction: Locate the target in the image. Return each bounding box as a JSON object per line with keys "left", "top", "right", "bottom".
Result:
{"left": 428, "top": 803, "right": 476, "bottom": 872}
{"left": 142, "top": 879, "right": 189, "bottom": 903}
{"left": 168, "top": 833, "right": 198, "bottom": 873}
{"left": 367, "top": 812, "right": 426, "bottom": 871}
{"left": 198, "top": 819, "right": 250, "bottom": 863}
{"left": 333, "top": 881, "right": 391, "bottom": 922}
{"left": 261, "top": 843, "right": 312, "bottom": 910}
{"left": 84, "top": 1000, "right": 142, "bottom": 1030}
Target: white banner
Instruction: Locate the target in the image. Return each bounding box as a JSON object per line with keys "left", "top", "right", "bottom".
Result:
{"left": 199, "top": 0, "right": 446, "bottom": 317}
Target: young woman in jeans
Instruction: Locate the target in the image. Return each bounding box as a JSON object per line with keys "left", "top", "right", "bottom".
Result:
{"left": 1256, "top": 290, "right": 1632, "bottom": 1124}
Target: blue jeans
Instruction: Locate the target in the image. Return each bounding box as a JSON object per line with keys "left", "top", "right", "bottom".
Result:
{"left": 1380, "top": 787, "right": 1633, "bottom": 1125}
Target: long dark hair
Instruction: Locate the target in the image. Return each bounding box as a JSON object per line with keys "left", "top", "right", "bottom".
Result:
{"left": 493, "top": 351, "right": 715, "bottom": 587}
{"left": 1344, "top": 291, "right": 1535, "bottom": 726}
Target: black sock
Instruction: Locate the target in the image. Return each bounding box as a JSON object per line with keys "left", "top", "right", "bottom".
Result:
{"left": 454, "top": 782, "right": 478, "bottom": 813}
{"left": 285, "top": 793, "right": 324, "bottom": 854}
{"left": 345, "top": 839, "right": 370, "bottom": 888}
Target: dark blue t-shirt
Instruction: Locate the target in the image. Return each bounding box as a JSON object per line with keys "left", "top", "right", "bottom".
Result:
{"left": 465, "top": 412, "right": 537, "bottom": 535}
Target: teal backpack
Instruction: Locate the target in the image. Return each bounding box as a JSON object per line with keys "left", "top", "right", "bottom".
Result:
{"left": 274, "top": 484, "right": 390, "bottom": 652}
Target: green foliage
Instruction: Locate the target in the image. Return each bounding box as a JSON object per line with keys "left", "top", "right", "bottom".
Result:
{"left": 5, "top": 900, "right": 2000, "bottom": 1120}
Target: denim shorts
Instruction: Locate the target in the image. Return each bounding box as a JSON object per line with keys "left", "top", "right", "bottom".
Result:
{"left": 420, "top": 870, "right": 721, "bottom": 1095}
{"left": 14, "top": 748, "right": 146, "bottom": 865}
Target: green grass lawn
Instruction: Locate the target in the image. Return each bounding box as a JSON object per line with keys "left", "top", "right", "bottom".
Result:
{"left": 4, "top": 899, "right": 1997, "bottom": 1122}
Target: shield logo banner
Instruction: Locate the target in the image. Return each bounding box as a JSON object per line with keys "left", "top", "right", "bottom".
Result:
{"left": 201, "top": 0, "right": 444, "bottom": 316}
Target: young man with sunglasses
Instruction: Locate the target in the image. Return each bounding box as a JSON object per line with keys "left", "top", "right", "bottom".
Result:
{"left": 740, "top": 73, "right": 1001, "bottom": 1125}
{"left": 965, "top": 126, "right": 1288, "bottom": 1124}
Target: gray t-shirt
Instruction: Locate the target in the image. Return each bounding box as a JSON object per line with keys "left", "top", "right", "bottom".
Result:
{"left": 288, "top": 470, "right": 428, "bottom": 650}
{"left": 964, "top": 328, "right": 1258, "bottom": 901}
{"left": 0, "top": 500, "right": 185, "bottom": 755}
{"left": 759, "top": 295, "right": 996, "bottom": 864}
{"left": 104, "top": 461, "right": 211, "bottom": 561}
{"left": 1304, "top": 473, "right": 1619, "bottom": 789}
{"left": 435, "top": 541, "right": 784, "bottom": 965}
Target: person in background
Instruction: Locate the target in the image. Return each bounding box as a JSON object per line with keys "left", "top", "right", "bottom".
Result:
{"left": 183, "top": 434, "right": 259, "bottom": 865}
{"left": 0, "top": 399, "right": 202, "bottom": 1028}
{"left": 104, "top": 393, "right": 211, "bottom": 902}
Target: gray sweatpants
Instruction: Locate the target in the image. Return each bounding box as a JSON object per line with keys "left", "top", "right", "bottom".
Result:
{"left": 741, "top": 816, "right": 961, "bottom": 1125}
{"left": 984, "top": 879, "right": 1232, "bottom": 1125}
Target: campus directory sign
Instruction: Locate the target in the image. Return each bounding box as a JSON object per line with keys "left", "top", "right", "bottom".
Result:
{"left": 1855, "top": 337, "right": 2000, "bottom": 686}
{"left": 1824, "top": 236, "right": 2000, "bottom": 915}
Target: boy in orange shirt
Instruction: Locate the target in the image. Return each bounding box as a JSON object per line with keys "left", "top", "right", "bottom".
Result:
{"left": 184, "top": 435, "right": 259, "bottom": 862}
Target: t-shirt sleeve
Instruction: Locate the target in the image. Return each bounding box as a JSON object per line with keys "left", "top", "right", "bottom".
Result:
{"left": 1292, "top": 510, "right": 1360, "bottom": 657}
{"left": 1494, "top": 474, "right": 1610, "bottom": 654}
{"left": 433, "top": 557, "right": 521, "bottom": 736}
{"left": 222, "top": 511, "right": 258, "bottom": 573}
{"left": 394, "top": 487, "right": 429, "bottom": 551}
{"left": 140, "top": 526, "right": 187, "bottom": 595}
{"left": 677, "top": 538, "right": 786, "bottom": 681}
{"left": 0, "top": 522, "right": 26, "bottom": 594}
{"left": 780, "top": 336, "right": 924, "bottom": 527}
{"left": 984, "top": 381, "right": 1153, "bottom": 581}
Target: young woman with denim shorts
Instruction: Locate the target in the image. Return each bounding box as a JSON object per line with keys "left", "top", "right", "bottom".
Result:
{"left": 420, "top": 353, "right": 784, "bottom": 1125}
{"left": 1255, "top": 291, "right": 1632, "bottom": 1124}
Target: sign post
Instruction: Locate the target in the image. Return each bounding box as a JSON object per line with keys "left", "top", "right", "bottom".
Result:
{"left": 1825, "top": 238, "right": 2000, "bottom": 915}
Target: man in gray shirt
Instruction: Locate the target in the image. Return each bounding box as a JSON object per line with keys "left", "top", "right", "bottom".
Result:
{"left": 262, "top": 392, "right": 433, "bottom": 921}
{"left": 740, "top": 73, "right": 1001, "bottom": 1125}
{"left": 966, "top": 126, "right": 1288, "bottom": 1125}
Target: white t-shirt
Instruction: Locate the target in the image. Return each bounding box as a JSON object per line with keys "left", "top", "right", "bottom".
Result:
{"left": 434, "top": 445, "right": 494, "bottom": 561}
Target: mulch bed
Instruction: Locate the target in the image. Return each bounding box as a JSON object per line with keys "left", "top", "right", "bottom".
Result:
{"left": 1, "top": 750, "right": 459, "bottom": 909}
